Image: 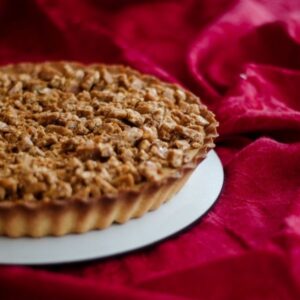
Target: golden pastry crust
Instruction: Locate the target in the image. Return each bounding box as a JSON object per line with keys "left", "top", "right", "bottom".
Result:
{"left": 0, "top": 62, "right": 218, "bottom": 237}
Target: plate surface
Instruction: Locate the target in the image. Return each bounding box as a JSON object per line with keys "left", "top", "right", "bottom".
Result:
{"left": 0, "top": 150, "right": 223, "bottom": 265}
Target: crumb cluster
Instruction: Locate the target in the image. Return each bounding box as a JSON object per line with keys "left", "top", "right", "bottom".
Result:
{"left": 0, "top": 62, "right": 216, "bottom": 202}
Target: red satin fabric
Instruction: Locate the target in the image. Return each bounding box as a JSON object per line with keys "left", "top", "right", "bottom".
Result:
{"left": 1, "top": 1, "right": 300, "bottom": 299}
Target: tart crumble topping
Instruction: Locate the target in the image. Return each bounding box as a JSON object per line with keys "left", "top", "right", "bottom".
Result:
{"left": 0, "top": 62, "right": 217, "bottom": 202}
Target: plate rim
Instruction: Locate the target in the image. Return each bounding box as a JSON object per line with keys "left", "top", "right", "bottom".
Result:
{"left": 0, "top": 150, "right": 223, "bottom": 265}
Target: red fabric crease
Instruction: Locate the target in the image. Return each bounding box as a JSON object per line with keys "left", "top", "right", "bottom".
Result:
{"left": 0, "top": 0, "right": 300, "bottom": 299}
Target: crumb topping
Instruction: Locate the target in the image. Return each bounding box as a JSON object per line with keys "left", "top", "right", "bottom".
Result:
{"left": 0, "top": 62, "right": 216, "bottom": 202}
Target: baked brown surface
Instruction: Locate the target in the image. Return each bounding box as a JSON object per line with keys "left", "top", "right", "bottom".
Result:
{"left": 0, "top": 62, "right": 218, "bottom": 237}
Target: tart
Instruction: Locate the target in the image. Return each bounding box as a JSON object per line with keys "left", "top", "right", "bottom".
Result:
{"left": 0, "top": 62, "right": 218, "bottom": 237}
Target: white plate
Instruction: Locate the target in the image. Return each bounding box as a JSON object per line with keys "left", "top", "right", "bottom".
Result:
{"left": 0, "top": 150, "right": 223, "bottom": 265}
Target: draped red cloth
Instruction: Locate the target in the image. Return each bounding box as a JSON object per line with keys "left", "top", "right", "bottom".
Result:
{"left": 1, "top": 0, "right": 300, "bottom": 299}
